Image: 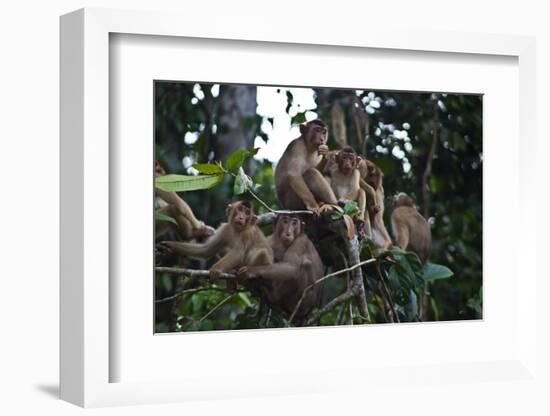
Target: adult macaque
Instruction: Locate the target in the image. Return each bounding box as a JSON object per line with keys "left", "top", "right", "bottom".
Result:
{"left": 237, "top": 214, "right": 324, "bottom": 320}
{"left": 155, "top": 160, "right": 214, "bottom": 240}
{"left": 275, "top": 119, "right": 338, "bottom": 214}
{"left": 160, "top": 201, "right": 273, "bottom": 290}
{"left": 391, "top": 193, "right": 431, "bottom": 264}
{"left": 323, "top": 147, "right": 367, "bottom": 223}
{"left": 358, "top": 159, "right": 392, "bottom": 249}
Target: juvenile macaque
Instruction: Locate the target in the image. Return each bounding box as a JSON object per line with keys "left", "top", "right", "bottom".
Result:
{"left": 155, "top": 161, "right": 214, "bottom": 240}
{"left": 160, "top": 201, "right": 273, "bottom": 290}
{"left": 391, "top": 193, "right": 431, "bottom": 264}
{"left": 237, "top": 214, "right": 324, "bottom": 320}
{"left": 323, "top": 147, "right": 367, "bottom": 223}
{"left": 358, "top": 159, "right": 392, "bottom": 249}
{"left": 275, "top": 119, "right": 338, "bottom": 214}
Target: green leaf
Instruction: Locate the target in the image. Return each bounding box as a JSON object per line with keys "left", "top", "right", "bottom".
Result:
{"left": 225, "top": 148, "right": 259, "bottom": 174}
{"left": 343, "top": 201, "right": 360, "bottom": 217}
{"left": 233, "top": 167, "right": 253, "bottom": 195}
{"left": 423, "top": 263, "right": 454, "bottom": 282}
{"left": 154, "top": 211, "right": 177, "bottom": 224}
{"left": 291, "top": 112, "right": 307, "bottom": 125}
{"left": 192, "top": 163, "right": 225, "bottom": 175}
{"left": 155, "top": 174, "right": 223, "bottom": 192}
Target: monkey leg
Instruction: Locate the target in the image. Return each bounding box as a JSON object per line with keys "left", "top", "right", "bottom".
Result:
{"left": 357, "top": 189, "right": 366, "bottom": 219}
{"left": 363, "top": 210, "right": 373, "bottom": 239}
{"left": 211, "top": 251, "right": 243, "bottom": 291}
{"left": 303, "top": 168, "right": 338, "bottom": 205}
{"left": 156, "top": 188, "right": 202, "bottom": 229}
{"left": 246, "top": 247, "right": 273, "bottom": 268}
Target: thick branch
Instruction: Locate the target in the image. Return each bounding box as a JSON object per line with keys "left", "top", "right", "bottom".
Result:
{"left": 345, "top": 236, "right": 370, "bottom": 321}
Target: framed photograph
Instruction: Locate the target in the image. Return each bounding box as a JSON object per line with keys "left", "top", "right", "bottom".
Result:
{"left": 60, "top": 8, "right": 538, "bottom": 408}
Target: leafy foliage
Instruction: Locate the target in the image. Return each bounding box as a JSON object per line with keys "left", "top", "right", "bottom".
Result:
{"left": 154, "top": 81, "right": 481, "bottom": 332}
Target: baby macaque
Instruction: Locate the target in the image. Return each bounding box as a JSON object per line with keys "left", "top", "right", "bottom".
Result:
{"left": 323, "top": 147, "right": 366, "bottom": 222}
{"left": 391, "top": 193, "right": 431, "bottom": 264}
{"left": 160, "top": 201, "right": 273, "bottom": 290}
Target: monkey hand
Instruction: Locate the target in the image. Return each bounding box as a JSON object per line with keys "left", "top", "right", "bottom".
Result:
{"left": 157, "top": 241, "right": 174, "bottom": 254}
{"left": 306, "top": 202, "right": 321, "bottom": 216}
{"left": 209, "top": 269, "right": 222, "bottom": 284}
{"left": 235, "top": 266, "right": 257, "bottom": 283}
{"left": 317, "top": 144, "right": 329, "bottom": 157}
{"left": 192, "top": 223, "right": 215, "bottom": 241}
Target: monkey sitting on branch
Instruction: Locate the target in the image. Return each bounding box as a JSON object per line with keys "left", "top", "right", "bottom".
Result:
{"left": 322, "top": 147, "right": 367, "bottom": 227}
{"left": 160, "top": 200, "right": 274, "bottom": 291}
{"left": 236, "top": 214, "right": 324, "bottom": 321}
{"left": 391, "top": 193, "right": 432, "bottom": 264}
{"left": 155, "top": 160, "right": 214, "bottom": 241}
{"left": 275, "top": 119, "right": 339, "bottom": 215}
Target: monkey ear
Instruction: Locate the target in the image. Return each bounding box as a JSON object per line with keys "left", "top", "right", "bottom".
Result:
{"left": 249, "top": 215, "right": 258, "bottom": 226}
{"left": 299, "top": 123, "right": 307, "bottom": 135}
{"left": 356, "top": 155, "right": 362, "bottom": 164}
{"left": 225, "top": 204, "right": 233, "bottom": 218}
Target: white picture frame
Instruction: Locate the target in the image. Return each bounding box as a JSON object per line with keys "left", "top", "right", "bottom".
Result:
{"left": 60, "top": 7, "right": 538, "bottom": 408}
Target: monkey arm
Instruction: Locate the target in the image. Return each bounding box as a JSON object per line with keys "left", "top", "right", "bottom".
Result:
{"left": 210, "top": 250, "right": 243, "bottom": 273}
{"left": 162, "top": 225, "right": 228, "bottom": 259}
{"left": 359, "top": 179, "right": 377, "bottom": 203}
{"left": 394, "top": 224, "right": 409, "bottom": 250}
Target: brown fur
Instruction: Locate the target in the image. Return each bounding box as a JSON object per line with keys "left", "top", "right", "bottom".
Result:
{"left": 237, "top": 215, "right": 324, "bottom": 320}
{"left": 161, "top": 201, "right": 273, "bottom": 290}
{"left": 391, "top": 193, "right": 431, "bottom": 264}
{"left": 275, "top": 120, "right": 338, "bottom": 214}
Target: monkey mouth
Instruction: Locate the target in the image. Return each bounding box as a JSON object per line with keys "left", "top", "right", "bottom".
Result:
{"left": 282, "top": 236, "right": 294, "bottom": 245}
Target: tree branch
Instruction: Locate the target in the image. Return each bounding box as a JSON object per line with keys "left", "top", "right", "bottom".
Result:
{"left": 288, "top": 258, "right": 376, "bottom": 324}
{"left": 156, "top": 267, "right": 236, "bottom": 279}
{"left": 422, "top": 95, "right": 440, "bottom": 219}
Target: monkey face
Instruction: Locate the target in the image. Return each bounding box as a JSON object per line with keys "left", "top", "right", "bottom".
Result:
{"left": 337, "top": 151, "right": 358, "bottom": 175}
{"left": 227, "top": 201, "right": 255, "bottom": 230}
{"left": 301, "top": 122, "right": 327, "bottom": 149}
{"left": 275, "top": 215, "right": 303, "bottom": 247}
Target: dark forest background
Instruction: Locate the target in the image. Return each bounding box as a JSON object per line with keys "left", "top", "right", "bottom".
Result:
{"left": 154, "top": 82, "right": 482, "bottom": 332}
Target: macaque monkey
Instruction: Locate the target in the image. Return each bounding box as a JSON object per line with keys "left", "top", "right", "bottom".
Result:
{"left": 237, "top": 214, "right": 324, "bottom": 320}
{"left": 358, "top": 159, "right": 392, "bottom": 249}
{"left": 154, "top": 160, "right": 214, "bottom": 240}
{"left": 391, "top": 193, "right": 431, "bottom": 264}
{"left": 275, "top": 119, "right": 338, "bottom": 214}
{"left": 323, "top": 147, "right": 367, "bottom": 224}
{"left": 160, "top": 201, "right": 273, "bottom": 290}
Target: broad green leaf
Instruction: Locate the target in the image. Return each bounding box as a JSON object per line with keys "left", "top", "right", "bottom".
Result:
{"left": 423, "top": 263, "right": 454, "bottom": 282}
{"left": 154, "top": 211, "right": 177, "bottom": 225}
{"left": 192, "top": 163, "right": 225, "bottom": 175}
{"left": 155, "top": 174, "right": 223, "bottom": 192}
{"left": 225, "top": 148, "right": 259, "bottom": 174}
